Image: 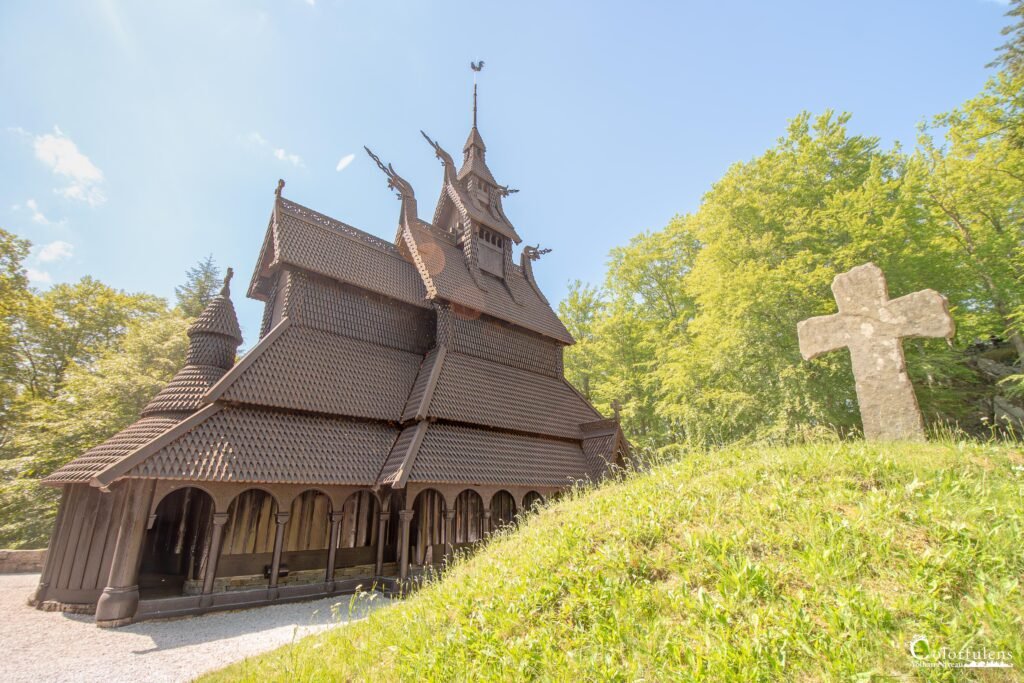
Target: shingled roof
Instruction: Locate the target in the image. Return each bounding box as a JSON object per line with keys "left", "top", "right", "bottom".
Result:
{"left": 378, "top": 422, "right": 594, "bottom": 488}
{"left": 206, "top": 319, "right": 422, "bottom": 421}
{"left": 45, "top": 114, "right": 622, "bottom": 495}
{"left": 401, "top": 222, "right": 574, "bottom": 343}
{"left": 121, "top": 406, "right": 397, "bottom": 486}
{"left": 142, "top": 365, "right": 229, "bottom": 416}
{"left": 248, "top": 198, "right": 429, "bottom": 309}
{"left": 44, "top": 416, "right": 184, "bottom": 485}
{"left": 45, "top": 271, "right": 244, "bottom": 486}
{"left": 402, "top": 350, "right": 601, "bottom": 439}
{"left": 188, "top": 288, "right": 242, "bottom": 343}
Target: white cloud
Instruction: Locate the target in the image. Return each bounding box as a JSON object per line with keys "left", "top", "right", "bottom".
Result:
{"left": 26, "top": 268, "right": 52, "bottom": 284}
{"left": 11, "top": 198, "right": 66, "bottom": 227}
{"left": 25, "top": 198, "right": 46, "bottom": 223}
{"left": 26, "top": 199, "right": 47, "bottom": 224}
{"left": 274, "top": 148, "right": 303, "bottom": 166}
{"left": 336, "top": 153, "right": 355, "bottom": 172}
{"left": 249, "top": 131, "right": 304, "bottom": 167}
{"left": 37, "top": 240, "right": 74, "bottom": 263}
{"left": 305, "top": 0, "right": 316, "bottom": 5}
{"left": 32, "top": 127, "right": 106, "bottom": 207}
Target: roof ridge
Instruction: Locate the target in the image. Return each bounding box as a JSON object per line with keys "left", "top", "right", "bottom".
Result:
{"left": 391, "top": 421, "right": 429, "bottom": 488}
{"left": 414, "top": 345, "right": 447, "bottom": 420}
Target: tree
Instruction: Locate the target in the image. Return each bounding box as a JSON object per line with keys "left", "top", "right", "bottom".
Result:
{"left": 990, "top": 0, "right": 1024, "bottom": 79}
{"left": 0, "top": 311, "right": 189, "bottom": 547}
{"left": 567, "top": 111, "right": 994, "bottom": 448}
{"left": 12, "top": 277, "right": 164, "bottom": 399}
{"left": 0, "top": 228, "right": 30, "bottom": 446}
{"left": 559, "top": 281, "right": 604, "bottom": 401}
{"left": 919, "top": 75, "right": 1024, "bottom": 358}
{"left": 175, "top": 254, "right": 221, "bottom": 318}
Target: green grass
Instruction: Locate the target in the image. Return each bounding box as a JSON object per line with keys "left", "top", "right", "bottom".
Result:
{"left": 203, "top": 441, "right": 1024, "bottom": 682}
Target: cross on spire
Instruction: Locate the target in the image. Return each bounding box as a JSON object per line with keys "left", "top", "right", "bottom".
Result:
{"left": 797, "top": 262, "right": 955, "bottom": 441}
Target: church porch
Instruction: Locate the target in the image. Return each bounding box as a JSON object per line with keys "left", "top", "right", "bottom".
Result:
{"left": 122, "top": 480, "right": 400, "bottom": 623}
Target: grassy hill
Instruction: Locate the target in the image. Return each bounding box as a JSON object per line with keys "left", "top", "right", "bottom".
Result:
{"left": 203, "top": 441, "right": 1024, "bottom": 681}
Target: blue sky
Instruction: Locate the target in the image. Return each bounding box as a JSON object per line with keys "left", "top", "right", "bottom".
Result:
{"left": 0, "top": 0, "right": 1011, "bottom": 345}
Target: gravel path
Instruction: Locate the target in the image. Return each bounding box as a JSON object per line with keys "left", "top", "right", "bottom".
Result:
{"left": 1, "top": 573, "right": 389, "bottom": 683}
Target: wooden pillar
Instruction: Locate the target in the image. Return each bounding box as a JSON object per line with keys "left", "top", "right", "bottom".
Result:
{"left": 444, "top": 509, "right": 456, "bottom": 560}
{"left": 398, "top": 510, "right": 413, "bottom": 582}
{"left": 95, "top": 479, "right": 155, "bottom": 627}
{"left": 199, "top": 512, "right": 230, "bottom": 607}
{"left": 268, "top": 511, "right": 290, "bottom": 597}
{"left": 325, "top": 511, "right": 343, "bottom": 589}
{"left": 482, "top": 509, "right": 492, "bottom": 537}
{"left": 374, "top": 511, "right": 388, "bottom": 576}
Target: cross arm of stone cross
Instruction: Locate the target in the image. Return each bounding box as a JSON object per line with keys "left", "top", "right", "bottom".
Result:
{"left": 796, "top": 262, "right": 955, "bottom": 441}
{"left": 798, "top": 289, "right": 953, "bottom": 360}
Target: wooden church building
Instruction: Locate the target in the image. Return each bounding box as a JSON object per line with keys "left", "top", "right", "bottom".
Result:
{"left": 31, "top": 90, "right": 628, "bottom": 626}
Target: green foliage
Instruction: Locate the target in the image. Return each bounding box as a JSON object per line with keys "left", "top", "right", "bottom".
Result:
{"left": 0, "top": 312, "right": 188, "bottom": 547}
{"left": 565, "top": 74, "right": 1024, "bottom": 448}
{"left": 203, "top": 441, "right": 1024, "bottom": 682}
{"left": 0, "top": 251, "right": 198, "bottom": 548}
{"left": 0, "top": 228, "right": 30, "bottom": 441}
{"left": 991, "top": 0, "right": 1024, "bottom": 78}
{"left": 175, "top": 254, "right": 221, "bottom": 318}
{"left": 13, "top": 277, "right": 165, "bottom": 399}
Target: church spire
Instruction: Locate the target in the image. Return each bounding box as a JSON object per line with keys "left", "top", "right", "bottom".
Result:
{"left": 460, "top": 61, "right": 496, "bottom": 185}
{"left": 470, "top": 60, "right": 483, "bottom": 128}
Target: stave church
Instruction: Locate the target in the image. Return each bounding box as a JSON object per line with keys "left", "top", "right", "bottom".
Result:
{"left": 31, "top": 80, "right": 628, "bottom": 626}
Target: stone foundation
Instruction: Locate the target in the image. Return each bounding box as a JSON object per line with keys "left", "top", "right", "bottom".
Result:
{"left": 0, "top": 549, "right": 46, "bottom": 574}
{"left": 183, "top": 562, "right": 386, "bottom": 594}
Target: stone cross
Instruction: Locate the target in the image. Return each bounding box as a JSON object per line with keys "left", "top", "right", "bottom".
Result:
{"left": 797, "top": 262, "right": 955, "bottom": 441}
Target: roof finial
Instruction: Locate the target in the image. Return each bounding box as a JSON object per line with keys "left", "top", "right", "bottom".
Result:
{"left": 611, "top": 398, "right": 622, "bottom": 422}
{"left": 523, "top": 244, "right": 551, "bottom": 261}
{"left": 221, "top": 267, "right": 233, "bottom": 297}
{"left": 470, "top": 60, "right": 484, "bottom": 128}
{"left": 275, "top": 179, "right": 285, "bottom": 198}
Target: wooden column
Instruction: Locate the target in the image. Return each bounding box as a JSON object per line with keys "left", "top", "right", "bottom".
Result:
{"left": 398, "top": 510, "right": 414, "bottom": 582}
{"left": 444, "top": 509, "right": 456, "bottom": 560}
{"left": 268, "top": 511, "right": 290, "bottom": 597}
{"left": 95, "top": 479, "right": 156, "bottom": 627}
{"left": 374, "top": 511, "right": 389, "bottom": 576}
{"left": 325, "top": 511, "right": 343, "bottom": 590}
{"left": 199, "top": 512, "right": 230, "bottom": 607}
{"left": 482, "top": 509, "right": 492, "bottom": 537}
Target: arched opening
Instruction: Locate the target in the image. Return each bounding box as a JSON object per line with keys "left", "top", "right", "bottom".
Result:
{"left": 490, "top": 490, "right": 517, "bottom": 530}
{"left": 411, "top": 489, "right": 445, "bottom": 566}
{"left": 339, "top": 490, "right": 379, "bottom": 548}
{"left": 523, "top": 491, "right": 544, "bottom": 512}
{"left": 453, "top": 489, "right": 484, "bottom": 544}
{"left": 284, "top": 490, "right": 331, "bottom": 552}
{"left": 139, "top": 487, "right": 214, "bottom": 599}
{"left": 279, "top": 490, "right": 331, "bottom": 582}
{"left": 335, "top": 490, "right": 381, "bottom": 572}
{"left": 216, "top": 489, "right": 279, "bottom": 583}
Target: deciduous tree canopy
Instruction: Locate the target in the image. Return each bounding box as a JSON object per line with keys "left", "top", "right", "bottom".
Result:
{"left": 563, "top": 75, "right": 1024, "bottom": 451}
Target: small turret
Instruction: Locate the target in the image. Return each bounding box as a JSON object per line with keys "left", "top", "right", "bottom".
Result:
{"left": 185, "top": 268, "right": 243, "bottom": 370}
{"left": 142, "top": 268, "right": 243, "bottom": 416}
